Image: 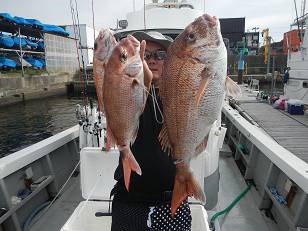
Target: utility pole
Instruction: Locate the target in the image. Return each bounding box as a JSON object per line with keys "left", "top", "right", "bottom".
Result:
{"left": 266, "top": 35, "right": 271, "bottom": 75}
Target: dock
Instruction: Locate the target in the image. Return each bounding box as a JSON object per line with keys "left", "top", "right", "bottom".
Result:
{"left": 238, "top": 102, "right": 308, "bottom": 163}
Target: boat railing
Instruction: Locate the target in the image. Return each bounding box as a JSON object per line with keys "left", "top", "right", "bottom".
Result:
{"left": 223, "top": 103, "right": 308, "bottom": 194}
{"left": 0, "top": 125, "right": 79, "bottom": 180}
{"left": 0, "top": 125, "right": 79, "bottom": 231}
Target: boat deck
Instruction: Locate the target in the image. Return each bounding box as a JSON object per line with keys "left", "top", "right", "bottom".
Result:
{"left": 237, "top": 85, "right": 308, "bottom": 164}
{"left": 29, "top": 153, "right": 275, "bottom": 231}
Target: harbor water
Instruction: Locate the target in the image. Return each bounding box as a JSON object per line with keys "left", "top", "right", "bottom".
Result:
{"left": 0, "top": 96, "right": 89, "bottom": 158}
{"left": 0, "top": 81, "right": 283, "bottom": 158}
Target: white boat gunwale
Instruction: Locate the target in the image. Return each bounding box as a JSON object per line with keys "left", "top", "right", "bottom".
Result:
{"left": 223, "top": 103, "right": 308, "bottom": 194}
{"left": 0, "top": 125, "right": 79, "bottom": 179}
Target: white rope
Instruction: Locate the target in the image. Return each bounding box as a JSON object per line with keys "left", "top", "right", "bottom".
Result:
{"left": 150, "top": 84, "right": 164, "bottom": 124}
{"left": 77, "top": 167, "right": 105, "bottom": 217}
{"left": 30, "top": 160, "right": 81, "bottom": 227}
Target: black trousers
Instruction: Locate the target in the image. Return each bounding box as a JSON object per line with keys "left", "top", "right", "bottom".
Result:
{"left": 111, "top": 198, "right": 192, "bottom": 231}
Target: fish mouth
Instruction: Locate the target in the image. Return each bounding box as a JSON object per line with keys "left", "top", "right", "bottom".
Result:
{"left": 202, "top": 14, "right": 217, "bottom": 27}
{"left": 190, "top": 14, "right": 222, "bottom": 56}
{"left": 95, "top": 29, "right": 117, "bottom": 62}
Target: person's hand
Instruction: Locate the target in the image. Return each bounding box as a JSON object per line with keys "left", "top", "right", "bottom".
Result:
{"left": 140, "top": 40, "right": 153, "bottom": 91}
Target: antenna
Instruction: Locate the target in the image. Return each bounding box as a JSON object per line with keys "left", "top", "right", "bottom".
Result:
{"left": 293, "top": 0, "right": 302, "bottom": 43}
{"left": 92, "top": 0, "right": 96, "bottom": 40}
{"left": 300, "top": 0, "right": 306, "bottom": 16}
{"left": 144, "top": 0, "right": 147, "bottom": 30}
{"left": 203, "top": 0, "right": 205, "bottom": 13}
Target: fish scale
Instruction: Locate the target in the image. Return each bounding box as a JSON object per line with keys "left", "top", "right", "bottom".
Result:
{"left": 159, "top": 14, "right": 241, "bottom": 216}
{"left": 102, "top": 35, "right": 146, "bottom": 191}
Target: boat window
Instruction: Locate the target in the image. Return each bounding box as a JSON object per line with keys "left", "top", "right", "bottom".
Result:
{"left": 303, "top": 81, "right": 308, "bottom": 88}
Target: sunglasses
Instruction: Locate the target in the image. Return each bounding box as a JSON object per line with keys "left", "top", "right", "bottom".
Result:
{"left": 144, "top": 50, "right": 167, "bottom": 61}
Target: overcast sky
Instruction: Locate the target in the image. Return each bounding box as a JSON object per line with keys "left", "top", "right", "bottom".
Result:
{"left": 0, "top": 0, "right": 303, "bottom": 42}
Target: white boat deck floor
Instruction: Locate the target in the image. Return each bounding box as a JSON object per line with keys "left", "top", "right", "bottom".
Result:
{"left": 217, "top": 154, "right": 278, "bottom": 231}
{"left": 30, "top": 176, "right": 83, "bottom": 231}
{"left": 29, "top": 154, "right": 277, "bottom": 231}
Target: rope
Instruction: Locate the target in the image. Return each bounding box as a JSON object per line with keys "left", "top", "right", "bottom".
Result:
{"left": 150, "top": 85, "right": 164, "bottom": 124}
{"left": 29, "top": 160, "right": 81, "bottom": 228}
{"left": 77, "top": 167, "right": 105, "bottom": 217}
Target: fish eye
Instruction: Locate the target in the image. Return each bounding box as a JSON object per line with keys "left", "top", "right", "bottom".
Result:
{"left": 187, "top": 33, "right": 196, "bottom": 42}
{"left": 120, "top": 51, "right": 128, "bottom": 63}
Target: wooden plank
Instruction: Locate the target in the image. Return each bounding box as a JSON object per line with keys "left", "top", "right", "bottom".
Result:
{"left": 238, "top": 102, "right": 308, "bottom": 164}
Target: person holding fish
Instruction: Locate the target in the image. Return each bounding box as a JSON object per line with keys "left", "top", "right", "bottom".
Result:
{"left": 94, "top": 13, "right": 240, "bottom": 231}
{"left": 106, "top": 31, "right": 192, "bottom": 231}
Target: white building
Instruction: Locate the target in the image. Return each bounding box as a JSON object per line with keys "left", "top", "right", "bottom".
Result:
{"left": 63, "top": 24, "right": 99, "bottom": 67}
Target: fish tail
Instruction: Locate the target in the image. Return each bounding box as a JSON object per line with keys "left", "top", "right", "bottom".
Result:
{"left": 120, "top": 146, "right": 142, "bottom": 191}
{"left": 171, "top": 168, "right": 205, "bottom": 217}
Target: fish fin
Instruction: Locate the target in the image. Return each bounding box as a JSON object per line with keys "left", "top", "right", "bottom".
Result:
{"left": 141, "top": 88, "right": 147, "bottom": 113}
{"left": 195, "top": 69, "right": 210, "bottom": 107}
{"left": 158, "top": 123, "right": 172, "bottom": 155}
{"left": 120, "top": 146, "right": 142, "bottom": 191}
{"left": 93, "top": 61, "right": 105, "bottom": 112}
{"left": 171, "top": 168, "right": 205, "bottom": 217}
{"left": 225, "top": 76, "right": 242, "bottom": 98}
{"left": 194, "top": 135, "right": 208, "bottom": 156}
{"left": 131, "top": 123, "right": 139, "bottom": 145}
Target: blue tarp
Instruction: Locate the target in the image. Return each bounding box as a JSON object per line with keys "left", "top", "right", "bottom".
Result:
{"left": 0, "top": 35, "right": 14, "bottom": 48}
{"left": 0, "top": 57, "right": 16, "bottom": 68}
{"left": 13, "top": 16, "right": 32, "bottom": 26}
{"left": 26, "top": 39, "right": 38, "bottom": 49}
{"left": 0, "top": 13, "right": 15, "bottom": 23}
{"left": 37, "top": 58, "right": 45, "bottom": 67}
{"left": 25, "top": 19, "right": 44, "bottom": 29}
{"left": 1, "top": 12, "right": 69, "bottom": 37}
{"left": 37, "top": 41, "right": 44, "bottom": 50}
{"left": 43, "top": 24, "right": 69, "bottom": 36}
{"left": 12, "top": 36, "right": 27, "bottom": 48}
{"left": 24, "top": 57, "right": 44, "bottom": 69}
{"left": 24, "top": 57, "right": 43, "bottom": 69}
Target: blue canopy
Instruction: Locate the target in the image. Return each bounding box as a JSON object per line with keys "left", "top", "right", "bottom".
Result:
{"left": 25, "top": 19, "right": 44, "bottom": 29}
{"left": 0, "top": 13, "right": 15, "bottom": 23}
{"left": 13, "top": 16, "right": 32, "bottom": 26}
{"left": 1, "top": 12, "right": 69, "bottom": 38}
{"left": 0, "top": 35, "right": 14, "bottom": 48}
{"left": 24, "top": 57, "right": 44, "bottom": 69}
{"left": 43, "top": 24, "right": 69, "bottom": 36}
{"left": 0, "top": 57, "right": 16, "bottom": 68}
